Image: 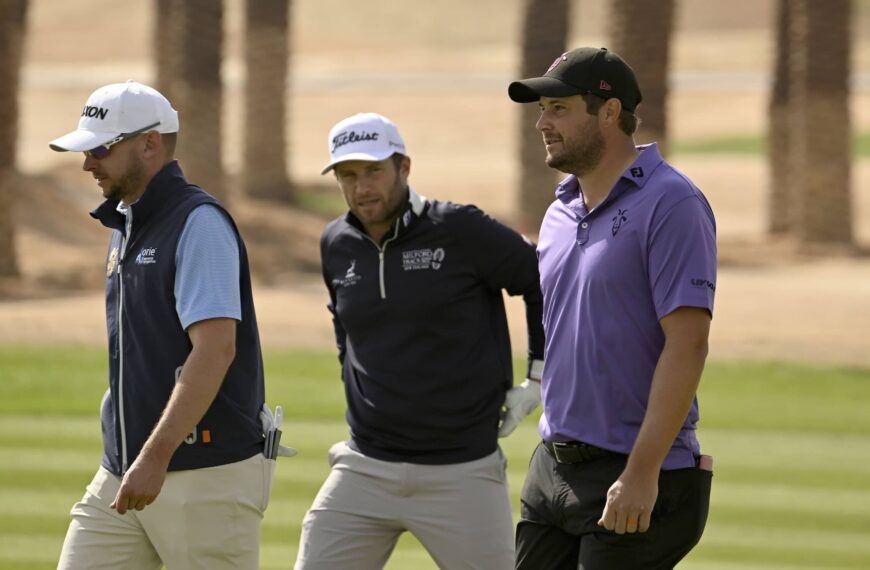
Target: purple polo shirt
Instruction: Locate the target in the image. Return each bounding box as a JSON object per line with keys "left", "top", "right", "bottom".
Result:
{"left": 537, "top": 143, "right": 716, "bottom": 470}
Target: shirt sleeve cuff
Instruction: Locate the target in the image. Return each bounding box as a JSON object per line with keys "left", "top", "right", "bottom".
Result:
{"left": 527, "top": 358, "right": 544, "bottom": 381}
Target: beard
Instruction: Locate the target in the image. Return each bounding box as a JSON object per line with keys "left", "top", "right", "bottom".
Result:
{"left": 104, "top": 151, "right": 146, "bottom": 203}
{"left": 545, "top": 120, "right": 605, "bottom": 177}
{"left": 377, "top": 176, "right": 410, "bottom": 225}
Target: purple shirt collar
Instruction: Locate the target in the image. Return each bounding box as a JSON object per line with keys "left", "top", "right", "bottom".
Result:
{"left": 554, "top": 143, "right": 664, "bottom": 214}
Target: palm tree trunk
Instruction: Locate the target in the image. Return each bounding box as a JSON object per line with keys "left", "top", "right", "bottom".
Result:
{"left": 608, "top": 0, "right": 675, "bottom": 154}
{"left": 167, "top": 0, "right": 226, "bottom": 204}
{"left": 516, "top": 0, "right": 570, "bottom": 235}
{"left": 788, "top": 0, "right": 852, "bottom": 245}
{"left": 242, "top": 0, "right": 293, "bottom": 203}
{"left": 153, "top": 0, "right": 181, "bottom": 104}
{"left": 0, "top": 0, "right": 27, "bottom": 278}
{"left": 767, "top": 0, "right": 791, "bottom": 235}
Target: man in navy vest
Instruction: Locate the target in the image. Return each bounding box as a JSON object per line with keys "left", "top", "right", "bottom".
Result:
{"left": 50, "top": 80, "right": 282, "bottom": 569}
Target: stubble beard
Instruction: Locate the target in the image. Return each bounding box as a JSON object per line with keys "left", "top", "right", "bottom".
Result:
{"left": 376, "top": 176, "right": 409, "bottom": 226}
{"left": 104, "top": 151, "right": 146, "bottom": 203}
{"left": 545, "top": 122, "right": 605, "bottom": 178}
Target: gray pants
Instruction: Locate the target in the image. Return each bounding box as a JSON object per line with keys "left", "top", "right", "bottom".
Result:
{"left": 295, "top": 441, "right": 514, "bottom": 569}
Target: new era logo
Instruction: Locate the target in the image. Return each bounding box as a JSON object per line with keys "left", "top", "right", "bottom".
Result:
{"left": 599, "top": 80, "right": 612, "bottom": 91}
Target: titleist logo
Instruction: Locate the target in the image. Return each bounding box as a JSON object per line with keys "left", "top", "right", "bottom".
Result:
{"left": 332, "top": 130, "right": 379, "bottom": 152}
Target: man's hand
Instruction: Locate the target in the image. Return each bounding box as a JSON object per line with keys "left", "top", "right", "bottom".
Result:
{"left": 597, "top": 470, "right": 659, "bottom": 534}
{"left": 498, "top": 379, "right": 541, "bottom": 437}
{"left": 110, "top": 453, "right": 170, "bottom": 514}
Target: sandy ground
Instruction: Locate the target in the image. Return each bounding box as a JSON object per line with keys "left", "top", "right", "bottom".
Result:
{"left": 3, "top": 252, "right": 870, "bottom": 369}
{"left": 3, "top": 0, "right": 869, "bottom": 368}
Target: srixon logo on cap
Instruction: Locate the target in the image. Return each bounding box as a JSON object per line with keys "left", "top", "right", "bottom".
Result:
{"left": 82, "top": 105, "right": 109, "bottom": 120}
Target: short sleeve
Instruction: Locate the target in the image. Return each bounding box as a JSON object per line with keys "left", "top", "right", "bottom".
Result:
{"left": 175, "top": 205, "right": 241, "bottom": 330}
{"left": 648, "top": 195, "right": 717, "bottom": 319}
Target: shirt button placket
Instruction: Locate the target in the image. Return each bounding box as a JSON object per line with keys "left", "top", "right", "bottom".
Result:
{"left": 576, "top": 220, "right": 590, "bottom": 245}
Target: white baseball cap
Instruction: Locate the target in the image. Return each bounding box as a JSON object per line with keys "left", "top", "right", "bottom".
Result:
{"left": 320, "top": 113, "right": 407, "bottom": 175}
{"left": 49, "top": 80, "right": 179, "bottom": 153}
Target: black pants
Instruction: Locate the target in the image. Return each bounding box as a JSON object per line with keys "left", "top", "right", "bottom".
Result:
{"left": 516, "top": 443, "right": 712, "bottom": 570}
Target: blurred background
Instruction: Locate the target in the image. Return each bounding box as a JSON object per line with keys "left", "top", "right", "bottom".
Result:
{"left": 1, "top": 0, "right": 869, "bottom": 364}
{"left": 1, "top": 1, "right": 869, "bottom": 568}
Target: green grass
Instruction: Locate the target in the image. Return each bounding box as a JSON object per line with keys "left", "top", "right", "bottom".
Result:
{"left": 2, "top": 347, "right": 870, "bottom": 569}
{"left": 671, "top": 131, "right": 870, "bottom": 157}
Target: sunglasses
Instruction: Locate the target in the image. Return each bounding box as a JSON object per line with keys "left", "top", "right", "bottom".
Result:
{"left": 84, "top": 122, "right": 161, "bottom": 159}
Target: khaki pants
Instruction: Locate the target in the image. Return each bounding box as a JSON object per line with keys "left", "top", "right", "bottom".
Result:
{"left": 57, "top": 454, "right": 275, "bottom": 570}
{"left": 295, "top": 441, "right": 514, "bottom": 570}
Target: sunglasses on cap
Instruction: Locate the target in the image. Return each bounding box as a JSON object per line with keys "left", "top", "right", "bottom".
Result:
{"left": 84, "top": 122, "right": 161, "bottom": 159}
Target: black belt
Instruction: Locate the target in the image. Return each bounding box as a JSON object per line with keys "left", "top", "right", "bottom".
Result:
{"left": 542, "top": 440, "right": 617, "bottom": 464}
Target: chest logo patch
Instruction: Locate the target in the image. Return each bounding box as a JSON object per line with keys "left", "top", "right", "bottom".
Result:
{"left": 402, "top": 248, "right": 446, "bottom": 271}
{"left": 135, "top": 247, "right": 157, "bottom": 265}
{"left": 612, "top": 209, "right": 629, "bottom": 236}
{"left": 106, "top": 247, "right": 119, "bottom": 276}
{"left": 333, "top": 259, "right": 362, "bottom": 288}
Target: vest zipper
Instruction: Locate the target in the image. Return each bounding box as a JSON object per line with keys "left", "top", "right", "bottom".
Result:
{"left": 117, "top": 212, "right": 133, "bottom": 473}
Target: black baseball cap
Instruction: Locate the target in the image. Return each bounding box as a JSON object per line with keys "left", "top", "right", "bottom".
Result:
{"left": 508, "top": 47, "right": 643, "bottom": 113}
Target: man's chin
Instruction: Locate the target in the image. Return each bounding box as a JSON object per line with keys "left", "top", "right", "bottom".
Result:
{"left": 545, "top": 154, "right": 572, "bottom": 174}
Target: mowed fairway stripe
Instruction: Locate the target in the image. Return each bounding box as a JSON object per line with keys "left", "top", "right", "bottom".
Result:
{"left": 0, "top": 534, "right": 64, "bottom": 569}
{"left": 4, "top": 347, "right": 870, "bottom": 569}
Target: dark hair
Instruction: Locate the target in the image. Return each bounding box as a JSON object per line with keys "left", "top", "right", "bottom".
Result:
{"left": 390, "top": 153, "right": 406, "bottom": 170}
{"left": 581, "top": 93, "right": 639, "bottom": 136}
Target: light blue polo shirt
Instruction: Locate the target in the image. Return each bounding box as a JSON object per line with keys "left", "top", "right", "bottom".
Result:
{"left": 536, "top": 143, "right": 717, "bottom": 470}
{"left": 175, "top": 205, "right": 241, "bottom": 330}
{"left": 118, "top": 203, "right": 241, "bottom": 330}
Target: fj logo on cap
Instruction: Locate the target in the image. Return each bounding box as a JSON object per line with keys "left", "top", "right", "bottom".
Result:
{"left": 599, "top": 80, "right": 612, "bottom": 91}
{"left": 82, "top": 105, "right": 109, "bottom": 120}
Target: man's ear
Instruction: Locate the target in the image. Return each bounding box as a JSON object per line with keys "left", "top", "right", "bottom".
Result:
{"left": 141, "top": 131, "right": 163, "bottom": 159}
{"left": 600, "top": 98, "right": 623, "bottom": 127}
{"left": 399, "top": 155, "right": 411, "bottom": 178}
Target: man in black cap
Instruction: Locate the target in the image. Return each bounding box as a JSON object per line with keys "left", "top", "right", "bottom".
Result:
{"left": 508, "top": 48, "right": 716, "bottom": 569}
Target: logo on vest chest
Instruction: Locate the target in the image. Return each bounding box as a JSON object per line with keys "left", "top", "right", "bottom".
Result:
{"left": 106, "top": 247, "right": 119, "bottom": 276}
{"left": 402, "top": 248, "right": 445, "bottom": 271}
{"left": 135, "top": 247, "right": 157, "bottom": 265}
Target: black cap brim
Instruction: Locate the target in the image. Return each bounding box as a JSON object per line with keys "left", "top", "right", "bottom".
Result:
{"left": 508, "top": 77, "right": 584, "bottom": 103}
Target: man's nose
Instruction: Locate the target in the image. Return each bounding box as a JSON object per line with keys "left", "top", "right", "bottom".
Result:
{"left": 82, "top": 154, "right": 98, "bottom": 171}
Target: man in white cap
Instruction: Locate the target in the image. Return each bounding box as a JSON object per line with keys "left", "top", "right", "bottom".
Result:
{"left": 294, "top": 112, "right": 546, "bottom": 569}
{"left": 50, "top": 81, "right": 286, "bottom": 569}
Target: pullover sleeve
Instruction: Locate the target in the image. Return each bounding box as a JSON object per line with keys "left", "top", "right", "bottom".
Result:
{"left": 320, "top": 229, "right": 347, "bottom": 364}
{"left": 452, "top": 205, "right": 545, "bottom": 364}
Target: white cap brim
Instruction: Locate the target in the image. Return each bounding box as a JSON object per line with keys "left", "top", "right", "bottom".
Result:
{"left": 49, "top": 129, "right": 118, "bottom": 152}
{"left": 320, "top": 149, "right": 397, "bottom": 175}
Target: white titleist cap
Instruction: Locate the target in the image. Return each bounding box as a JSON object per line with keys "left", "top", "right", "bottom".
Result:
{"left": 320, "top": 113, "right": 407, "bottom": 175}
{"left": 49, "top": 80, "right": 179, "bottom": 152}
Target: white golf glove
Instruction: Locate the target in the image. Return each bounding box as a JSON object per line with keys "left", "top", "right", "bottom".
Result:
{"left": 260, "top": 403, "right": 298, "bottom": 458}
{"left": 498, "top": 378, "right": 541, "bottom": 437}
